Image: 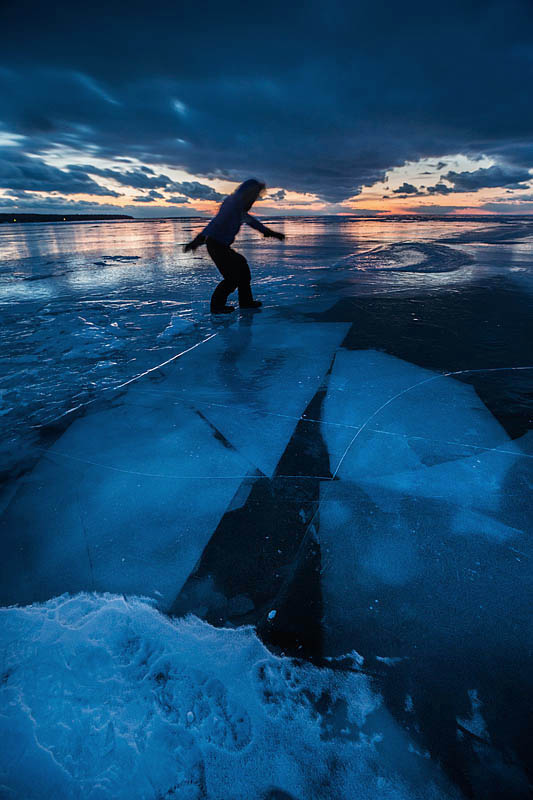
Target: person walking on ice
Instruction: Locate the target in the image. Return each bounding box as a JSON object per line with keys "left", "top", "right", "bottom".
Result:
{"left": 184, "top": 178, "right": 285, "bottom": 314}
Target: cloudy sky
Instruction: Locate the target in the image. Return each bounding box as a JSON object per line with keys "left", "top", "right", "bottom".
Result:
{"left": 1, "top": 0, "right": 533, "bottom": 216}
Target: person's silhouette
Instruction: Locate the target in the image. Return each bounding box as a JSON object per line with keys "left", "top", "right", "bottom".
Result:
{"left": 184, "top": 179, "right": 285, "bottom": 314}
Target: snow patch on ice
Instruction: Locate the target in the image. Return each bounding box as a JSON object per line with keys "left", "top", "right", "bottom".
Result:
{"left": 456, "top": 690, "right": 489, "bottom": 742}
{"left": 158, "top": 314, "right": 196, "bottom": 340}
{"left": 0, "top": 594, "right": 457, "bottom": 799}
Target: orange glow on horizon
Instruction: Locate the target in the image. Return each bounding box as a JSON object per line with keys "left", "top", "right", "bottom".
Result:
{"left": 3, "top": 150, "right": 530, "bottom": 217}
{"left": 5, "top": 184, "right": 531, "bottom": 217}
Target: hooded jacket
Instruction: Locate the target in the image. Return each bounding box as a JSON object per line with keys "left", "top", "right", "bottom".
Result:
{"left": 201, "top": 179, "right": 269, "bottom": 246}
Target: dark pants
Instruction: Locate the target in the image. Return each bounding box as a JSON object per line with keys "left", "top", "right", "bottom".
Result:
{"left": 206, "top": 237, "right": 254, "bottom": 310}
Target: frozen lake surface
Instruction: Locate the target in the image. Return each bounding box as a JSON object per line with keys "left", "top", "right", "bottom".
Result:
{"left": 1, "top": 216, "right": 532, "bottom": 798}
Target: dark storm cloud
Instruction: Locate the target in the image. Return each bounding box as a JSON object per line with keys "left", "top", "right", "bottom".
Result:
{"left": 404, "top": 165, "right": 533, "bottom": 199}
{"left": 132, "top": 190, "right": 165, "bottom": 202}
{"left": 393, "top": 166, "right": 532, "bottom": 199}
{"left": 1, "top": 0, "right": 533, "bottom": 205}
{"left": 479, "top": 200, "right": 533, "bottom": 212}
{"left": 426, "top": 183, "right": 455, "bottom": 195}
{"left": 442, "top": 165, "right": 532, "bottom": 192}
{"left": 67, "top": 164, "right": 173, "bottom": 190}
{"left": 66, "top": 165, "right": 224, "bottom": 201}
{"left": 0, "top": 193, "right": 105, "bottom": 210}
{"left": 392, "top": 183, "right": 419, "bottom": 195}
{"left": 0, "top": 150, "right": 121, "bottom": 196}
{"left": 0, "top": 192, "right": 194, "bottom": 217}
{"left": 166, "top": 181, "right": 225, "bottom": 201}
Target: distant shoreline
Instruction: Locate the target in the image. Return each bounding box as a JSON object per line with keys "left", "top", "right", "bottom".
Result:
{"left": 0, "top": 213, "right": 134, "bottom": 224}
{"left": 1, "top": 212, "right": 533, "bottom": 227}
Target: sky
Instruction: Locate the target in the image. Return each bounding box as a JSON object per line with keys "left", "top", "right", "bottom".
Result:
{"left": 1, "top": 0, "right": 533, "bottom": 217}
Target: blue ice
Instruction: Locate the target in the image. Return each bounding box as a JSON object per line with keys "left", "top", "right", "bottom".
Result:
{"left": 1, "top": 217, "right": 532, "bottom": 799}
{"left": 0, "top": 313, "right": 348, "bottom": 609}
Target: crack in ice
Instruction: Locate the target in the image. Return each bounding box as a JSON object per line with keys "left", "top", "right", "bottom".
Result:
{"left": 272, "top": 363, "right": 533, "bottom": 599}
{"left": 331, "top": 365, "right": 533, "bottom": 480}
{"left": 39, "top": 448, "right": 329, "bottom": 481}
{"left": 112, "top": 333, "right": 218, "bottom": 390}
{"left": 30, "top": 332, "right": 219, "bottom": 428}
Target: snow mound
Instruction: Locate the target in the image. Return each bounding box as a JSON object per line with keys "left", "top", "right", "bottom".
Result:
{"left": 0, "top": 593, "right": 456, "bottom": 800}
{"left": 158, "top": 314, "right": 196, "bottom": 340}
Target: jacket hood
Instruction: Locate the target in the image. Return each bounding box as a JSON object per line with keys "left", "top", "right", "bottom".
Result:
{"left": 234, "top": 178, "right": 264, "bottom": 195}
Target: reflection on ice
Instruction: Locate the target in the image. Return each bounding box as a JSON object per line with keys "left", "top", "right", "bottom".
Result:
{"left": 159, "top": 315, "right": 349, "bottom": 476}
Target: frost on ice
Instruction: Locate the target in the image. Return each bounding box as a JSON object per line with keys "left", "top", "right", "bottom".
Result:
{"left": 0, "top": 594, "right": 458, "bottom": 800}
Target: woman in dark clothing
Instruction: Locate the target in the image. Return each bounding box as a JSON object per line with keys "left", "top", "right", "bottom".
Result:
{"left": 184, "top": 179, "right": 285, "bottom": 313}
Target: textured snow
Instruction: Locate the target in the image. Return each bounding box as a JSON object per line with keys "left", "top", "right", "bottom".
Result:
{"left": 158, "top": 314, "right": 196, "bottom": 340}
{"left": 0, "top": 594, "right": 457, "bottom": 800}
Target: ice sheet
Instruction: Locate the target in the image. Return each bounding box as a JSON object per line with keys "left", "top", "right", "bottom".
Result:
{"left": 1, "top": 217, "right": 532, "bottom": 798}
{"left": 131, "top": 314, "right": 350, "bottom": 477}
{"left": 322, "top": 350, "right": 513, "bottom": 480}
{"left": 312, "top": 350, "right": 532, "bottom": 796}
{"left": 0, "top": 314, "right": 348, "bottom": 610}
{"left": 0, "top": 394, "right": 251, "bottom": 610}
{"left": 318, "top": 350, "right": 530, "bottom": 645}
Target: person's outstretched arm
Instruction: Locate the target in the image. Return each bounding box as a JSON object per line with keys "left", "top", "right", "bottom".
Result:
{"left": 183, "top": 232, "right": 206, "bottom": 252}
{"left": 244, "top": 213, "right": 285, "bottom": 241}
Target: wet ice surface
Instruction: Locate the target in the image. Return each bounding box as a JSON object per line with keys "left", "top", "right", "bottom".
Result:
{"left": 1, "top": 216, "right": 533, "bottom": 799}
